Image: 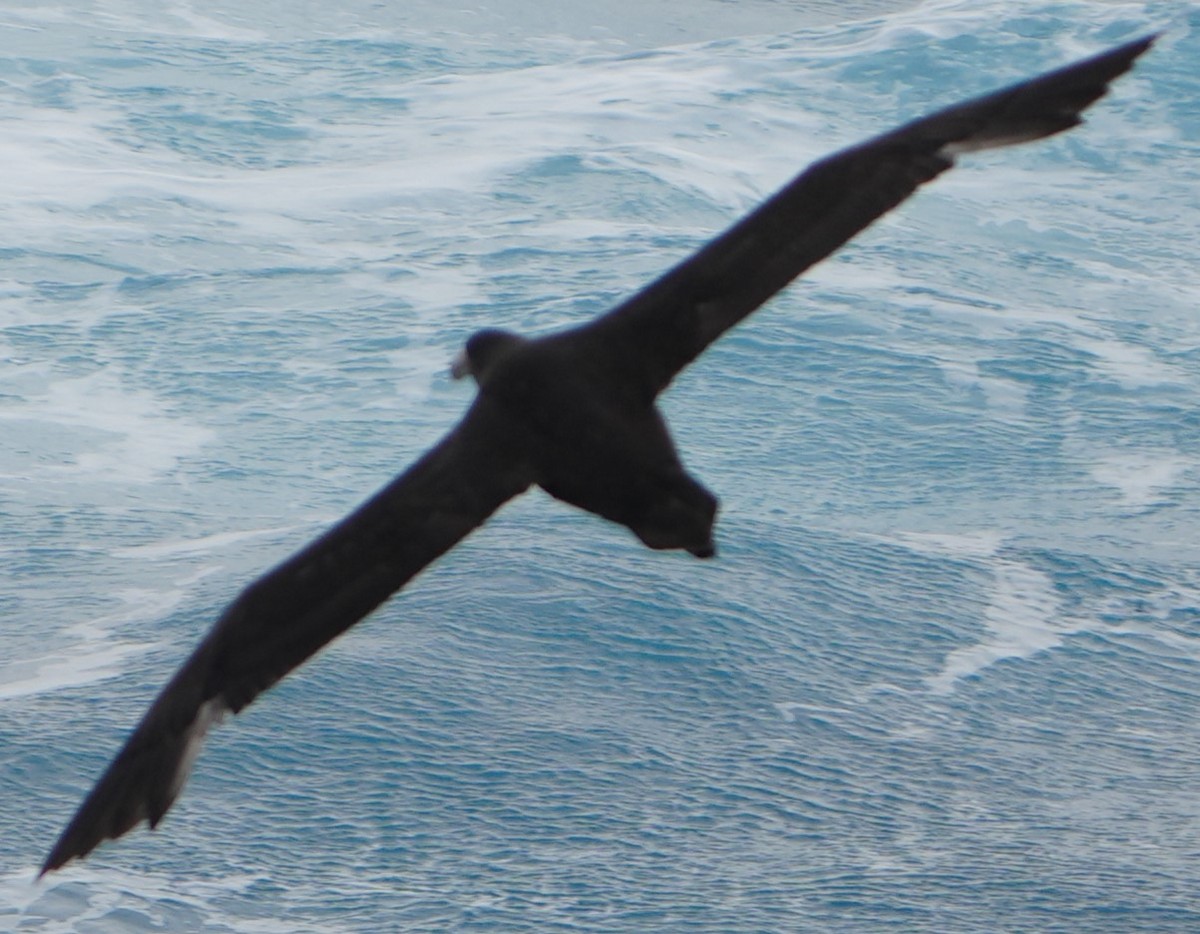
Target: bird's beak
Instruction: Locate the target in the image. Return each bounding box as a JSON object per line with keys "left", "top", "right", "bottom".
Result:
{"left": 450, "top": 349, "right": 471, "bottom": 380}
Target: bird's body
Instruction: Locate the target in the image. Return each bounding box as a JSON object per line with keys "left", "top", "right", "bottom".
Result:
{"left": 42, "top": 34, "right": 1155, "bottom": 875}
{"left": 464, "top": 328, "right": 718, "bottom": 556}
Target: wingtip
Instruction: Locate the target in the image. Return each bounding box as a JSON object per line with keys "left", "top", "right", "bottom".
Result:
{"left": 1109, "top": 33, "right": 1157, "bottom": 75}
{"left": 40, "top": 693, "right": 227, "bottom": 876}
{"left": 39, "top": 834, "right": 79, "bottom": 878}
{"left": 40, "top": 815, "right": 104, "bottom": 877}
{"left": 38, "top": 857, "right": 64, "bottom": 880}
{"left": 1097, "top": 32, "right": 1158, "bottom": 74}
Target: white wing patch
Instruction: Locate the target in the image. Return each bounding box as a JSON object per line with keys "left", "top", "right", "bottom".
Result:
{"left": 171, "top": 698, "right": 228, "bottom": 801}
{"left": 940, "top": 126, "right": 1065, "bottom": 156}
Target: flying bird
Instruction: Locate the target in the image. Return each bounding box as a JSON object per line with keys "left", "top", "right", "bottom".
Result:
{"left": 42, "top": 35, "right": 1154, "bottom": 875}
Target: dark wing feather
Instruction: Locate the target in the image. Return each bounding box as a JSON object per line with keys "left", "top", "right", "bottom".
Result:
{"left": 573, "top": 35, "right": 1154, "bottom": 401}
{"left": 41, "top": 398, "right": 531, "bottom": 875}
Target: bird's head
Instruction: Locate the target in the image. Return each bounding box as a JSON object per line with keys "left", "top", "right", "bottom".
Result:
{"left": 451, "top": 328, "right": 527, "bottom": 385}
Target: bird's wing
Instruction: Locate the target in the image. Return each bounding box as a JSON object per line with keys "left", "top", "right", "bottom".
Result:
{"left": 41, "top": 398, "right": 531, "bottom": 875}
{"left": 571, "top": 35, "right": 1154, "bottom": 402}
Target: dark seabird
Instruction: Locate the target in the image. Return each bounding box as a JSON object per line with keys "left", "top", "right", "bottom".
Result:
{"left": 41, "top": 35, "right": 1153, "bottom": 875}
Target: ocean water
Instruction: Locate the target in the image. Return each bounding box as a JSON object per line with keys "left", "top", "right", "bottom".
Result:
{"left": 2, "top": 0, "right": 1198, "bottom": 930}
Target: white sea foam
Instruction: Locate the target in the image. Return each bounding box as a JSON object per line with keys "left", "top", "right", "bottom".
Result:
{"left": 5, "top": 865, "right": 298, "bottom": 934}
{"left": 884, "top": 524, "right": 1200, "bottom": 695}
{"left": 0, "top": 582, "right": 190, "bottom": 701}
{"left": 115, "top": 524, "right": 311, "bottom": 559}
{"left": 882, "top": 531, "right": 1081, "bottom": 693}
{"left": 885, "top": 529, "right": 1006, "bottom": 559}
{"left": 1106, "top": 623, "right": 1200, "bottom": 663}
{"left": 925, "top": 555, "right": 1076, "bottom": 694}
{"left": 937, "top": 358, "right": 1029, "bottom": 416}
{"left": 0, "top": 370, "right": 214, "bottom": 484}
{"left": 1089, "top": 450, "right": 1195, "bottom": 510}
{"left": 1074, "top": 334, "right": 1184, "bottom": 388}
{"left": 0, "top": 636, "right": 155, "bottom": 701}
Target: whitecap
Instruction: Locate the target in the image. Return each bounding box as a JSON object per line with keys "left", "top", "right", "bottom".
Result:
{"left": 925, "top": 556, "right": 1076, "bottom": 694}
{"left": 1090, "top": 450, "right": 1195, "bottom": 510}
{"left": 0, "top": 370, "right": 214, "bottom": 485}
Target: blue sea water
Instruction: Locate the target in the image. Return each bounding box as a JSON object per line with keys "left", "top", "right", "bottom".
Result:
{"left": 2, "top": 0, "right": 1199, "bottom": 929}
